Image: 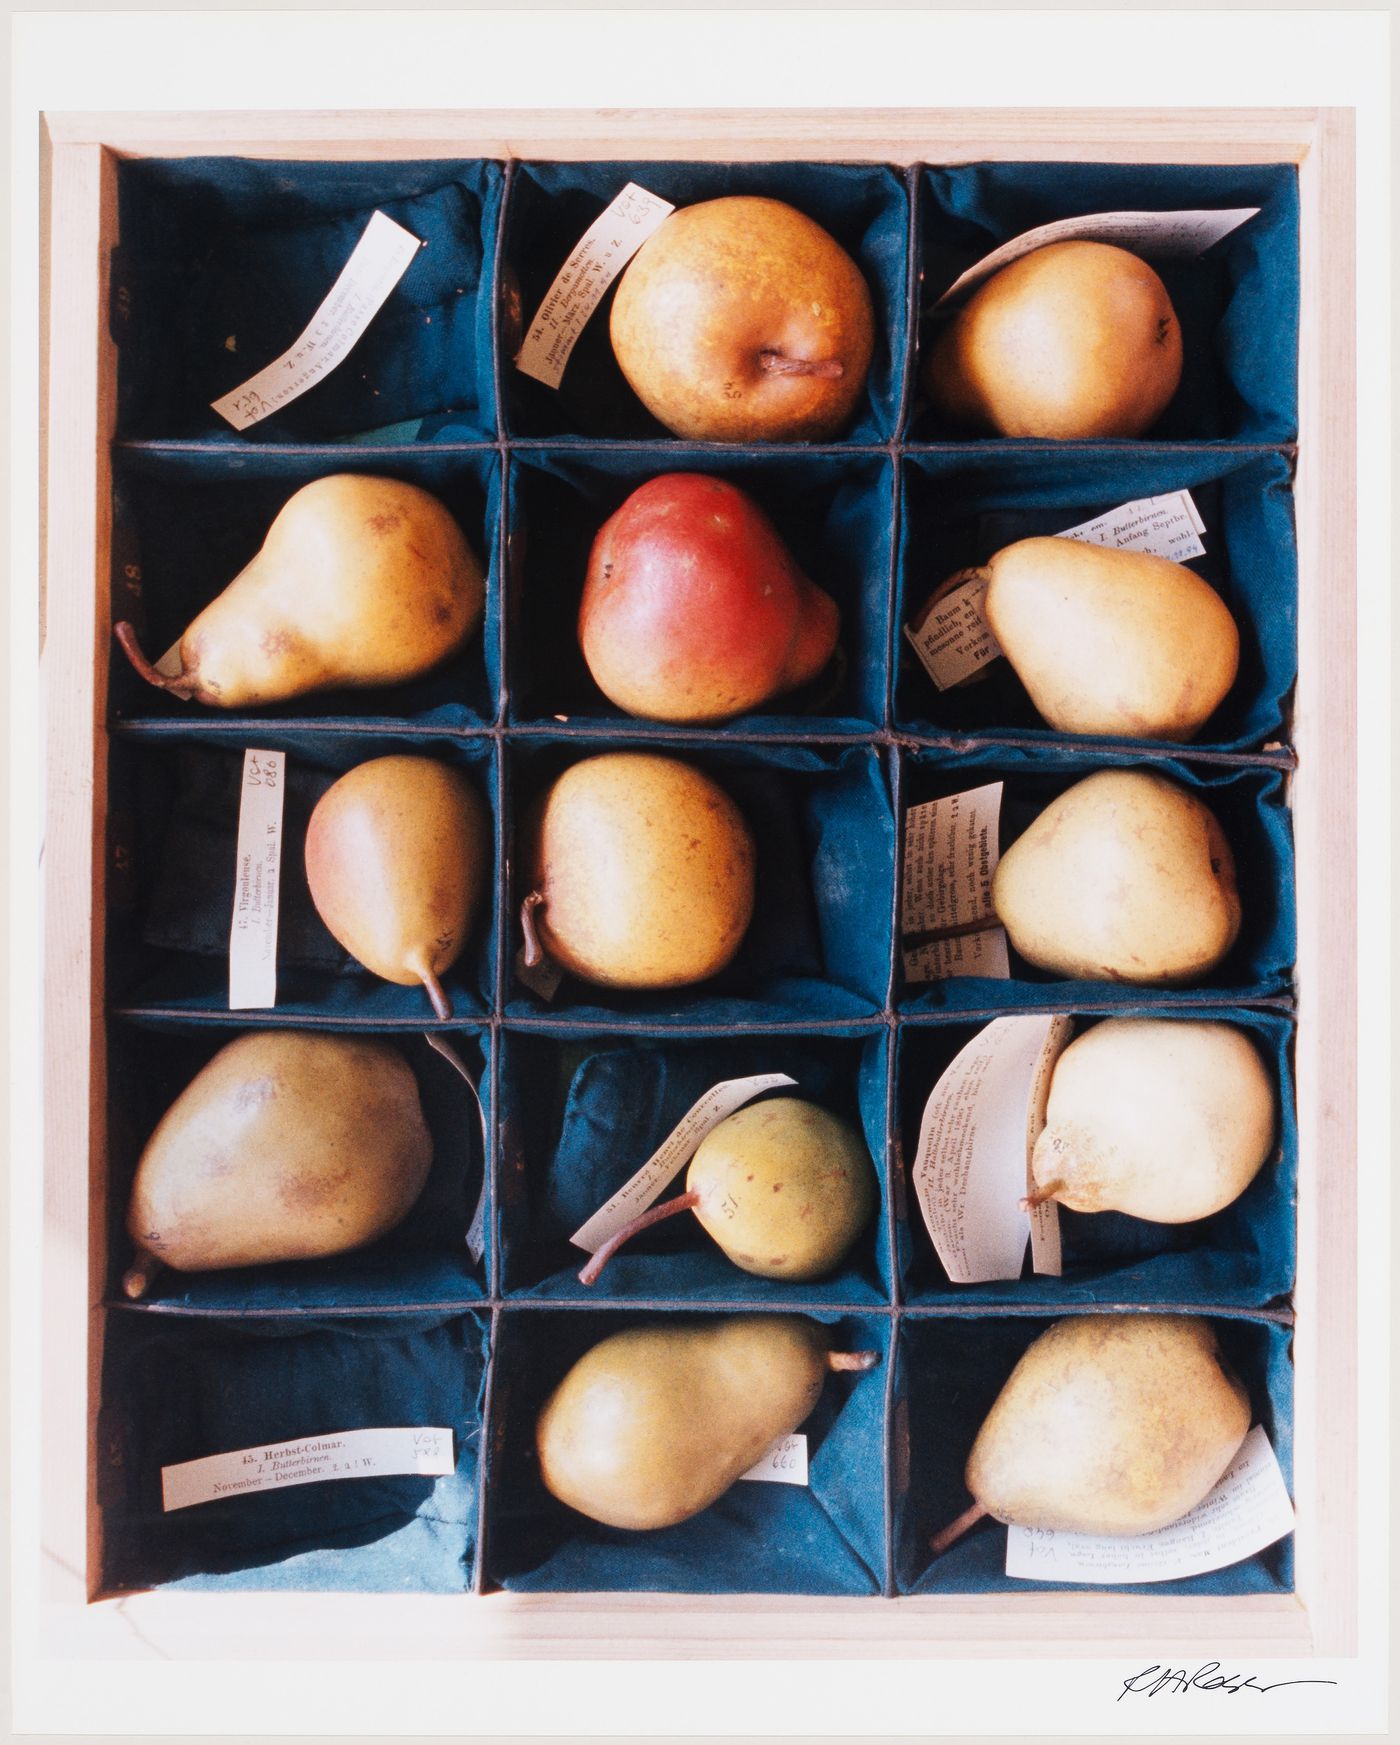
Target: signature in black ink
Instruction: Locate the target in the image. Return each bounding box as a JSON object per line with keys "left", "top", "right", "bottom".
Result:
{"left": 1119, "top": 1663, "right": 1339, "bottom": 1700}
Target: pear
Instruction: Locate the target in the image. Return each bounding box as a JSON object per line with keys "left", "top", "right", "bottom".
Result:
{"left": 925, "top": 240, "right": 1183, "bottom": 439}
{"left": 519, "top": 752, "right": 755, "bottom": 990}
{"left": 610, "top": 197, "right": 875, "bottom": 443}
{"left": 931, "top": 1315, "right": 1251, "bottom": 1550}
{"left": 113, "top": 474, "right": 485, "bottom": 708}
{"left": 123, "top": 1031, "right": 432, "bottom": 1297}
{"left": 1028, "top": 1019, "right": 1276, "bottom": 1222}
{"left": 578, "top": 1098, "right": 877, "bottom": 1285}
{"left": 982, "top": 537, "right": 1240, "bottom": 741}
{"left": 991, "top": 769, "right": 1241, "bottom": 985}
{"left": 536, "top": 1315, "right": 878, "bottom": 1530}
{"left": 304, "top": 755, "right": 490, "bottom": 1021}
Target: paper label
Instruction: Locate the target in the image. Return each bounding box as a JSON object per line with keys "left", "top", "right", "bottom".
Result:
{"left": 1023, "top": 1019, "right": 1068, "bottom": 1277}
{"left": 912, "top": 1015, "right": 1073, "bottom": 1284}
{"left": 570, "top": 1073, "right": 797, "bottom": 1254}
{"left": 738, "top": 1432, "right": 809, "bottom": 1487}
{"left": 936, "top": 207, "right": 1260, "bottom": 307}
{"left": 210, "top": 211, "right": 422, "bottom": 431}
{"left": 514, "top": 942, "right": 563, "bottom": 1002}
{"left": 1005, "top": 1426, "right": 1295, "bottom": 1583}
{"left": 901, "top": 783, "right": 1002, "bottom": 937}
{"left": 515, "top": 182, "right": 675, "bottom": 388}
{"left": 1057, "top": 490, "right": 1207, "bottom": 563}
{"left": 228, "top": 749, "right": 285, "bottom": 1010}
{"left": 903, "top": 928, "right": 1010, "bottom": 984}
{"left": 904, "top": 569, "right": 1004, "bottom": 690}
{"left": 422, "top": 1035, "right": 488, "bottom": 1267}
{"left": 161, "top": 1426, "right": 454, "bottom": 1513}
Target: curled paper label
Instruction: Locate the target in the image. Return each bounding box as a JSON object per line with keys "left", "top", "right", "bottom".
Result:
{"left": 161, "top": 1426, "right": 455, "bottom": 1513}
{"left": 904, "top": 569, "right": 1003, "bottom": 691}
{"left": 738, "top": 1432, "right": 809, "bottom": 1487}
{"left": 228, "top": 749, "right": 284, "bottom": 1011}
{"left": 903, "top": 929, "right": 1010, "bottom": 985}
{"left": 1005, "top": 1426, "right": 1295, "bottom": 1583}
{"left": 570, "top": 1073, "right": 798, "bottom": 1254}
{"left": 422, "top": 1035, "right": 490, "bottom": 1267}
{"left": 901, "top": 784, "right": 1010, "bottom": 982}
{"left": 1057, "top": 490, "right": 1207, "bottom": 563}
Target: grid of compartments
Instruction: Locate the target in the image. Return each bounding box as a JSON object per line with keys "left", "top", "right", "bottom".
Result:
{"left": 99, "top": 153, "right": 1299, "bottom": 1598}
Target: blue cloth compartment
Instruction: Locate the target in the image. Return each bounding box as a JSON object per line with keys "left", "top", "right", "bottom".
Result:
{"left": 895, "top": 1009, "right": 1295, "bottom": 1308}
{"left": 503, "top": 738, "right": 894, "bottom": 1026}
{"left": 98, "top": 1308, "right": 489, "bottom": 1593}
{"left": 912, "top": 162, "right": 1298, "bottom": 442}
{"left": 496, "top": 1028, "right": 893, "bottom": 1305}
{"left": 107, "top": 727, "right": 498, "bottom": 1023}
{"left": 894, "top": 1309, "right": 1293, "bottom": 1595}
{"left": 895, "top": 744, "right": 1295, "bottom": 1013}
{"left": 895, "top": 449, "right": 1297, "bottom": 755}
{"left": 105, "top": 1015, "right": 490, "bottom": 1311}
{"left": 501, "top": 160, "right": 909, "bottom": 443}
{"left": 112, "top": 157, "right": 502, "bottom": 442}
{"left": 505, "top": 449, "right": 893, "bottom": 734}
{"left": 483, "top": 1306, "right": 889, "bottom": 1594}
{"left": 109, "top": 447, "right": 502, "bottom": 729}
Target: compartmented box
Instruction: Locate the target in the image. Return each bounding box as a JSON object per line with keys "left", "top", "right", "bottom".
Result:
{"left": 42, "top": 108, "right": 1356, "bottom": 1659}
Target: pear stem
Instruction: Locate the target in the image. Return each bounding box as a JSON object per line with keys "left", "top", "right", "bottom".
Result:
{"left": 759, "top": 350, "right": 844, "bottom": 380}
{"left": 122, "top": 1248, "right": 163, "bottom": 1300}
{"left": 929, "top": 1499, "right": 989, "bottom": 1558}
{"left": 826, "top": 1349, "right": 880, "bottom": 1373}
{"left": 113, "top": 621, "right": 196, "bottom": 700}
{"left": 577, "top": 1192, "right": 702, "bottom": 1286}
{"left": 520, "top": 890, "right": 547, "bottom": 969}
{"left": 418, "top": 966, "right": 454, "bottom": 1023}
{"left": 1020, "top": 1179, "right": 1065, "bottom": 1213}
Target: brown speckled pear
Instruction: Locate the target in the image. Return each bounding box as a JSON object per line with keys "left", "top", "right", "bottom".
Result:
{"left": 113, "top": 474, "right": 484, "bottom": 708}
{"left": 610, "top": 197, "right": 875, "bottom": 443}
{"left": 305, "top": 755, "right": 490, "bottom": 1021}
{"left": 926, "top": 241, "right": 1183, "bottom": 439}
{"left": 521, "top": 752, "right": 755, "bottom": 990}
{"left": 991, "top": 769, "right": 1241, "bottom": 986}
{"left": 122, "top": 1031, "right": 432, "bottom": 1298}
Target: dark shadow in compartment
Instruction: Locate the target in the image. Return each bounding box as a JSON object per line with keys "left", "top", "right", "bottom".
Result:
{"left": 502, "top": 738, "right": 894, "bottom": 1027}
{"left": 909, "top": 161, "right": 1298, "bottom": 443}
{"left": 895, "top": 1010, "right": 1296, "bottom": 1308}
{"left": 893, "top": 1310, "right": 1293, "bottom": 1595}
{"left": 105, "top": 1017, "right": 490, "bottom": 1310}
{"left": 112, "top": 157, "right": 502, "bottom": 442}
{"left": 107, "top": 729, "right": 497, "bottom": 1023}
{"left": 496, "top": 1028, "right": 892, "bottom": 1305}
{"left": 894, "top": 744, "right": 1294, "bottom": 1015}
{"left": 501, "top": 160, "right": 909, "bottom": 443}
{"left": 483, "top": 1305, "right": 888, "bottom": 1595}
{"left": 97, "top": 1309, "right": 488, "bottom": 1593}
{"left": 109, "top": 448, "right": 502, "bottom": 728}
{"left": 894, "top": 449, "right": 1297, "bottom": 755}
{"left": 506, "top": 449, "right": 893, "bottom": 733}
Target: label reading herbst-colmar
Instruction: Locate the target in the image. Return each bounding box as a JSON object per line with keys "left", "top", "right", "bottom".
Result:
{"left": 161, "top": 1426, "right": 455, "bottom": 1512}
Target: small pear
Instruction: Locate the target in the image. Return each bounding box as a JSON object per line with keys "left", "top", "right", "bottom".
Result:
{"left": 305, "top": 755, "right": 490, "bottom": 1020}
{"left": 114, "top": 474, "right": 485, "bottom": 708}
{"left": 520, "top": 752, "right": 755, "bottom": 990}
{"left": 579, "top": 1098, "right": 877, "bottom": 1285}
{"left": 123, "top": 1031, "right": 432, "bottom": 1297}
{"left": 991, "top": 769, "right": 1241, "bottom": 985}
{"left": 536, "top": 1315, "right": 878, "bottom": 1530}
{"left": 1029, "top": 1019, "right": 1276, "bottom": 1222}
{"left": 982, "top": 537, "right": 1240, "bottom": 741}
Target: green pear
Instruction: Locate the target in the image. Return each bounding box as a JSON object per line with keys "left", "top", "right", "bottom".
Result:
{"left": 113, "top": 474, "right": 484, "bottom": 707}
{"left": 304, "top": 755, "right": 490, "bottom": 1020}
{"left": 1029, "top": 1019, "right": 1276, "bottom": 1222}
{"left": 123, "top": 1031, "right": 432, "bottom": 1297}
{"left": 578, "top": 1098, "right": 877, "bottom": 1285}
{"left": 536, "top": 1316, "right": 878, "bottom": 1530}
{"left": 982, "top": 537, "right": 1240, "bottom": 741}
{"left": 991, "top": 769, "right": 1241, "bottom": 985}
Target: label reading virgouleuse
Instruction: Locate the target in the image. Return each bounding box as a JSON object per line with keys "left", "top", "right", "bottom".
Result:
{"left": 228, "top": 749, "right": 285, "bottom": 1010}
{"left": 1005, "top": 1426, "right": 1295, "bottom": 1583}
{"left": 738, "top": 1433, "right": 809, "bottom": 1487}
{"left": 516, "top": 183, "right": 675, "bottom": 389}
{"left": 210, "top": 211, "right": 422, "bottom": 431}
{"left": 570, "top": 1073, "right": 798, "bottom": 1254}
{"left": 901, "top": 783, "right": 1009, "bottom": 982}
{"left": 161, "top": 1426, "right": 455, "bottom": 1513}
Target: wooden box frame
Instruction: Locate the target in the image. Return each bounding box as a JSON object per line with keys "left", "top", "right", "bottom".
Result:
{"left": 40, "top": 107, "right": 1356, "bottom": 1662}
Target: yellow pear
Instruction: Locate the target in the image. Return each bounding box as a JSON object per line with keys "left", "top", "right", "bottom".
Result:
{"left": 983, "top": 537, "right": 1239, "bottom": 740}
{"left": 114, "top": 474, "right": 485, "bottom": 707}
{"left": 1029, "top": 1019, "right": 1276, "bottom": 1221}
{"left": 304, "top": 755, "right": 491, "bottom": 1020}
{"left": 991, "top": 769, "right": 1241, "bottom": 985}
{"left": 925, "top": 240, "right": 1183, "bottom": 439}
{"left": 520, "top": 752, "right": 755, "bottom": 990}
